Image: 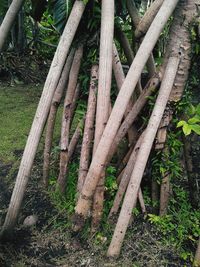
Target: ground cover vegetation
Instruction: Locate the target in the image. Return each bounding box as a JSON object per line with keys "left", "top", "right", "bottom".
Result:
{"left": 0, "top": 0, "right": 200, "bottom": 266}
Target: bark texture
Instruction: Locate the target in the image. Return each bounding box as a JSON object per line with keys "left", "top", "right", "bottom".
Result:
{"left": 108, "top": 131, "right": 145, "bottom": 218}
{"left": 43, "top": 49, "right": 75, "bottom": 187}
{"left": 194, "top": 238, "right": 200, "bottom": 267}
{"left": 92, "top": 0, "right": 114, "bottom": 230}
{"left": 135, "top": 0, "right": 165, "bottom": 39}
{"left": 77, "top": 65, "right": 98, "bottom": 193}
{"left": 0, "top": 0, "right": 86, "bottom": 239}
{"left": 106, "top": 73, "right": 161, "bottom": 165}
{"left": 57, "top": 46, "right": 83, "bottom": 193}
{"left": 0, "top": 0, "right": 24, "bottom": 51}
{"left": 107, "top": 56, "right": 180, "bottom": 258}
{"left": 73, "top": 0, "right": 179, "bottom": 231}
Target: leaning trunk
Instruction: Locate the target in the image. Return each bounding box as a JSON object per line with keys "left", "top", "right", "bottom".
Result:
{"left": 73, "top": 0, "right": 179, "bottom": 231}
{"left": 77, "top": 65, "right": 98, "bottom": 193}
{"left": 0, "top": 0, "right": 86, "bottom": 239}
{"left": 57, "top": 46, "right": 83, "bottom": 193}
{"left": 43, "top": 49, "right": 75, "bottom": 187}
{"left": 107, "top": 56, "right": 180, "bottom": 258}
{"left": 0, "top": 0, "right": 24, "bottom": 51}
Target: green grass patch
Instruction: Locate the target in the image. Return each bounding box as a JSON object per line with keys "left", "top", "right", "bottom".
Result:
{"left": 0, "top": 84, "right": 63, "bottom": 163}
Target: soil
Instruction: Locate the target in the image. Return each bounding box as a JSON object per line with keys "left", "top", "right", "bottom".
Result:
{"left": 0, "top": 158, "right": 192, "bottom": 267}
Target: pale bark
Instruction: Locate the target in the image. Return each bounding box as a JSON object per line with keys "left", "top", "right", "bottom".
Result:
{"left": 107, "top": 56, "right": 180, "bottom": 258}
{"left": 135, "top": 0, "right": 165, "bottom": 39}
{"left": 57, "top": 46, "right": 83, "bottom": 193}
{"left": 115, "top": 26, "right": 143, "bottom": 94}
{"left": 126, "top": 0, "right": 140, "bottom": 28}
{"left": 155, "top": 109, "right": 172, "bottom": 150}
{"left": 155, "top": 111, "right": 172, "bottom": 215}
{"left": 43, "top": 49, "right": 75, "bottom": 187}
{"left": 57, "top": 120, "right": 83, "bottom": 192}
{"left": 116, "top": 146, "right": 134, "bottom": 176}
{"left": 0, "top": 0, "right": 86, "bottom": 238}
{"left": 194, "top": 238, "right": 200, "bottom": 267}
{"left": 108, "top": 131, "right": 145, "bottom": 218}
{"left": 0, "top": 0, "right": 24, "bottom": 51}
{"left": 126, "top": 0, "right": 156, "bottom": 79}
{"left": 92, "top": 0, "right": 114, "bottom": 230}
{"left": 70, "top": 83, "right": 81, "bottom": 128}
{"left": 68, "top": 120, "right": 83, "bottom": 160}
{"left": 115, "top": 27, "right": 134, "bottom": 66}
{"left": 106, "top": 73, "right": 161, "bottom": 165}
{"left": 112, "top": 43, "right": 137, "bottom": 146}
{"left": 77, "top": 65, "right": 98, "bottom": 193}
{"left": 138, "top": 189, "right": 146, "bottom": 213}
{"left": 74, "top": 0, "right": 178, "bottom": 232}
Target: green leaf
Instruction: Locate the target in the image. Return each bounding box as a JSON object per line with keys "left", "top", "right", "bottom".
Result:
{"left": 83, "top": 0, "right": 89, "bottom": 5}
{"left": 0, "top": 0, "right": 7, "bottom": 17}
{"left": 51, "top": 0, "right": 73, "bottom": 33}
{"left": 188, "top": 104, "right": 196, "bottom": 115}
{"left": 177, "top": 120, "right": 186, "bottom": 128}
{"left": 183, "top": 124, "right": 192, "bottom": 136}
{"left": 188, "top": 117, "right": 200, "bottom": 124}
{"left": 191, "top": 124, "right": 200, "bottom": 135}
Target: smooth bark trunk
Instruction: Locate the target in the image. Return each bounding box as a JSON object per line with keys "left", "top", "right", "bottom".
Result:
{"left": 92, "top": 0, "right": 114, "bottom": 231}
{"left": 0, "top": 0, "right": 86, "bottom": 238}
{"left": 115, "top": 26, "right": 143, "bottom": 94}
{"left": 135, "top": 0, "right": 164, "bottom": 39}
{"left": 57, "top": 46, "right": 83, "bottom": 193}
{"left": 57, "top": 120, "right": 83, "bottom": 192}
{"left": 108, "top": 131, "right": 145, "bottom": 218}
{"left": 194, "top": 238, "right": 200, "bottom": 267}
{"left": 106, "top": 73, "right": 161, "bottom": 165}
{"left": 0, "top": 0, "right": 24, "bottom": 51}
{"left": 112, "top": 43, "right": 137, "bottom": 147}
{"left": 77, "top": 65, "right": 98, "bottom": 193}
{"left": 107, "top": 56, "right": 180, "bottom": 258}
{"left": 73, "top": 0, "right": 179, "bottom": 231}
{"left": 43, "top": 49, "right": 75, "bottom": 187}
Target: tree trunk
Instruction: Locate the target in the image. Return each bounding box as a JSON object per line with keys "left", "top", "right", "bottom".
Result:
{"left": 70, "top": 83, "right": 81, "bottom": 129}
{"left": 155, "top": 110, "right": 172, "bottom": 215}
{"left": 68, "top": 120, "right": 83, "bottom": 161}
{"left": 57, "top": 119, "right": 83, "bottom": 192}
{"left": 135, "top": 0, "right": 164, "bottom": 39}
{"left": 0, "top": 0, "right": 24, "bottom": 51}
{"left": 115, "top": 26, "right": 143, "bottom": 95}
{"left": 73, "top": 0, "right": 179, "bottom": 231}
{"left": 158, "top": 0, "right": 198, "bottom": 213}
{"left": 57, "top": 46, "right": 83, "bottom": 193}
{"left": 91, "top": 0, "right": 114, "bottom": 231}
{"left": 77, "top": 65, "right": 98, "bottom": 193}
{"left": 164, "top": 0, "right": 196, "bottom": 102}
{"left": 112, "top": 43, "right": 137, "bottom": 147}
{"left": 194, "top": 238, "right": 200, "bottom": 267}
{"left": 107, "top": 56, "right": 180, "bottom": 258}
{"left": 43, "top": 49, "right": 75, "bottom": 187}
{"left": 108, "top": 131, "right": 145, "bottom": 218}
{"left": 126, "top": 0, "right": 140, "bottom": 29}
{"left": 0, "top": 0, "right": 86, "bottom": 239}
{"left": 106, "top": 73, "right": 161, "bottom": 165}
{"left": 159, "top": 171, "right": 170, "bottom": 216}
{"left": 126, "top": 0, "right": 156, "bottom": 78}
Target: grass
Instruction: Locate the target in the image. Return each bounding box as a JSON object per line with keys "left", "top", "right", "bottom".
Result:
{"left": 0, "top": 83, "right": 63, "bottom": 163}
